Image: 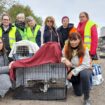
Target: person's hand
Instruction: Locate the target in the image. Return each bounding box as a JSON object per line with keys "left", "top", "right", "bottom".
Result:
{"left": 61, "top": 57, "right": 72, "bottom": 68}
{"left": 9, "top": 61, "right": 14, "bottom": 69}
{"left": 65, "top": 59, "right": 72, "bottom": 68}
{"left": 67, "top": 71, "right": 73, "bottom": 80}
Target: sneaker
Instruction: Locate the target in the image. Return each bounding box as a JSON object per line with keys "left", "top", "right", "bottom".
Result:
{"left": 66, "top": 80, "right": 72, "bottom": 89}
{"left": 83, "top": 98, "right": 91, "bottom": 105}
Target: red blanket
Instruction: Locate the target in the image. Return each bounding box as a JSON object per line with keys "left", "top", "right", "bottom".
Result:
{"left": 9, "top": 42, "right": 62, "bottom": 80}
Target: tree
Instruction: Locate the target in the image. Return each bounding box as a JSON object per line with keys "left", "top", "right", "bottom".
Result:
{"left": 0, "top": 0, "right": 16, "bottom": 15}
{"left": 8, "top": 4, "right": 42, "bottom": 25}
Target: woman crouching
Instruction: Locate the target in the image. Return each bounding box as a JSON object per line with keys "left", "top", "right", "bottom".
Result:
{"left": 62, "top": 32, "right": 92, "bottom": 105}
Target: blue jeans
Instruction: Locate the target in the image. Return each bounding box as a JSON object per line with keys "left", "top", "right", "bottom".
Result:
{"left": 69, "top": 69, "right": 92, "bottom": 100}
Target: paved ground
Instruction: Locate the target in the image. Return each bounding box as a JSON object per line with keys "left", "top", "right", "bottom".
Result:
{"left": 0, "top": 59, "right": 105, "bottom": 105}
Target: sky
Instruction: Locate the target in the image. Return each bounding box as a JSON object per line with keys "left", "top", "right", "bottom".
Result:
{"left": 19, "top": 0, "right": 105, "bottom": 33}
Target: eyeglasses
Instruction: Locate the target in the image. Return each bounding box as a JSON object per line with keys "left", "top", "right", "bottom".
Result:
{"left": 47, "top": 20, "right": 53, "bottom": 23}
{"left": 3, "top": 19, "right": 9, "bottom": 21}
{"left": 79, "top": 16, "right": 86, "bottom": 18}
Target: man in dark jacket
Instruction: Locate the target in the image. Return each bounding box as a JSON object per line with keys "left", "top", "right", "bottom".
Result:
{"left": 57, "top": 16, "right": 76, "bottom": 49}
{"left": 0, "top": 13, "right": 22, "bottom": 56}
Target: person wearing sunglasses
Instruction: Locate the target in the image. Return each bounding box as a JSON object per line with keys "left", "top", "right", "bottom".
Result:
{"left": 77, "top": 12, "right": 98, "bottom": 60}
{"left": 43, "top": 16, "right": 61, "bottom": 44}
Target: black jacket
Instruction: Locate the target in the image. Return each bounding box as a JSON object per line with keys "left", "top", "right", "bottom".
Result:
{"left": 57, "top": 23, "right": 74, "bottom": 49}
{"left": 43, "top": 25, "right": 59, "bottom": 43}
{"left": 0, "top": 24, "right": 22, "bottom": 55}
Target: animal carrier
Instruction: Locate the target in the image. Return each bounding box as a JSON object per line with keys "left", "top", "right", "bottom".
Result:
{"left": 13, "top": 63, "right": 67, "bottom": 100}
{"left": 9, "top": 40, "right": 39, "bottom": 60}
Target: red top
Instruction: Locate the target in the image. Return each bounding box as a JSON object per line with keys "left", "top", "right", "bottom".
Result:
{"left": 77, "top": 21, "right": 98, "bottom": 55}
{"left": 9, "top": 42, "right": 62, "bottom": 80}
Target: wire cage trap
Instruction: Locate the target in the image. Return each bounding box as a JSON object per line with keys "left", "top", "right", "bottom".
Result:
{"left": 13, "top": 63, "right": 67, "bottom": 100}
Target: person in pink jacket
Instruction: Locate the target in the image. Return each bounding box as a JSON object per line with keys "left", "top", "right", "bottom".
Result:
{"left": 77, "top": 12, "right": 98, "bottom": 60}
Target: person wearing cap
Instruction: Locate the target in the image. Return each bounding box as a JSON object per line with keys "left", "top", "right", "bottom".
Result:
{"left": 26, "top": 16, "right": 41, "bottom": 47}
{"left": 57, "top": 16, "right": 77, "bottom": 49}
{"left": 0, "top": 13, "right": 22, "bottom": 56}
{"left": 15, "top": 13, "right": 27, "bottom": 40}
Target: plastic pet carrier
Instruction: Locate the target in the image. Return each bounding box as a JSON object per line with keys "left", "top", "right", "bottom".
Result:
{"left": 13, "top": 63, "right": 67, "bottom": 100}
{"left": 9, "top": 40, "right": 39, "bottom": 60}
{"left": 13, "top": 45, "right": 33, "bottom": 60}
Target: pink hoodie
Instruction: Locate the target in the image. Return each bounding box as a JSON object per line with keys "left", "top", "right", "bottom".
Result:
{"left": 77, "top": 21, "right": 98, "bottom": 55}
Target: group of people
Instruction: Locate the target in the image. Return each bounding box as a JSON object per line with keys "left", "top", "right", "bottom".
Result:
{"left": 0, "top": 11, "right": 98, "bottom": 105}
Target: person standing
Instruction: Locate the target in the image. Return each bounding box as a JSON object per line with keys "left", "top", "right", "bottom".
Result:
{"left": 15, "top": 13, "right": 27, "bottom": 40}
{"left": 57, "top": 16, "right": 77, "bottom": 49}
{"left": 0, "top": 13, "right": 22, "bottom": 55}
{"left": 77, "top": 12, "right": 98, "bottom": 59}
{"left": 26, "top": 16, "right": 41, "bottom": 47}
{"left": 43, "top": 16, "right": 60, "bottom": 43}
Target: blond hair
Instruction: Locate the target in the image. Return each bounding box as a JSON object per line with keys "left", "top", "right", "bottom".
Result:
{"left": 16, "top": 13, "right": 25, "bottom": 20}
{"left": 44, "top": 16, "right": 55, "bottom": 27}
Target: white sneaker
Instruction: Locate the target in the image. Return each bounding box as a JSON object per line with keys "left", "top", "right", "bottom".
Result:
{"left": 83, "top": 98, "right": 91, "bottom": 105}
{"left": 66, "top": 80, "right": 72, "bottom": 89}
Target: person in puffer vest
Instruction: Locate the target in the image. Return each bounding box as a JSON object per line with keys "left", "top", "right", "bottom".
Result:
{"left": 61, "top": 32, "right": 92, "bottom": 105}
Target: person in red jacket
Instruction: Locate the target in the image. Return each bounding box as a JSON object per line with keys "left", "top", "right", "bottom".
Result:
{"left": 77, "top": 12, "right": 98, "bottom": 60}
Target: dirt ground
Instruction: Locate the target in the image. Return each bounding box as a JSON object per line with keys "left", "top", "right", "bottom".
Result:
{"left": 0, "top": 59, "right": 105, "bottom": 105}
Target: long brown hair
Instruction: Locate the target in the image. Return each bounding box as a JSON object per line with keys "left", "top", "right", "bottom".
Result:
{"left": 64, "top": 32, "right": 85, "bottom": 60}
{"left": 0, "top": 37, "right": 6, "bottom": 54}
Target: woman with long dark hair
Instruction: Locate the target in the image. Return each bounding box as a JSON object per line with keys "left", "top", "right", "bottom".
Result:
{"left": 62, "top": 32, "right": 92, "bottom": 105}
{"left": 0, "top": 37, "right": 12, "bottom": 98}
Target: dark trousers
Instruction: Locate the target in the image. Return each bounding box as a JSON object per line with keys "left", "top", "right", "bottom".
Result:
{"left": 69, "top": 69, "right": 92, "bottom": 100}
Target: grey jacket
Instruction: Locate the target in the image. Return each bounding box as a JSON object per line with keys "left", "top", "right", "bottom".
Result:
{"left": 0, "top": 52, "right": 9, "bottom": 74}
